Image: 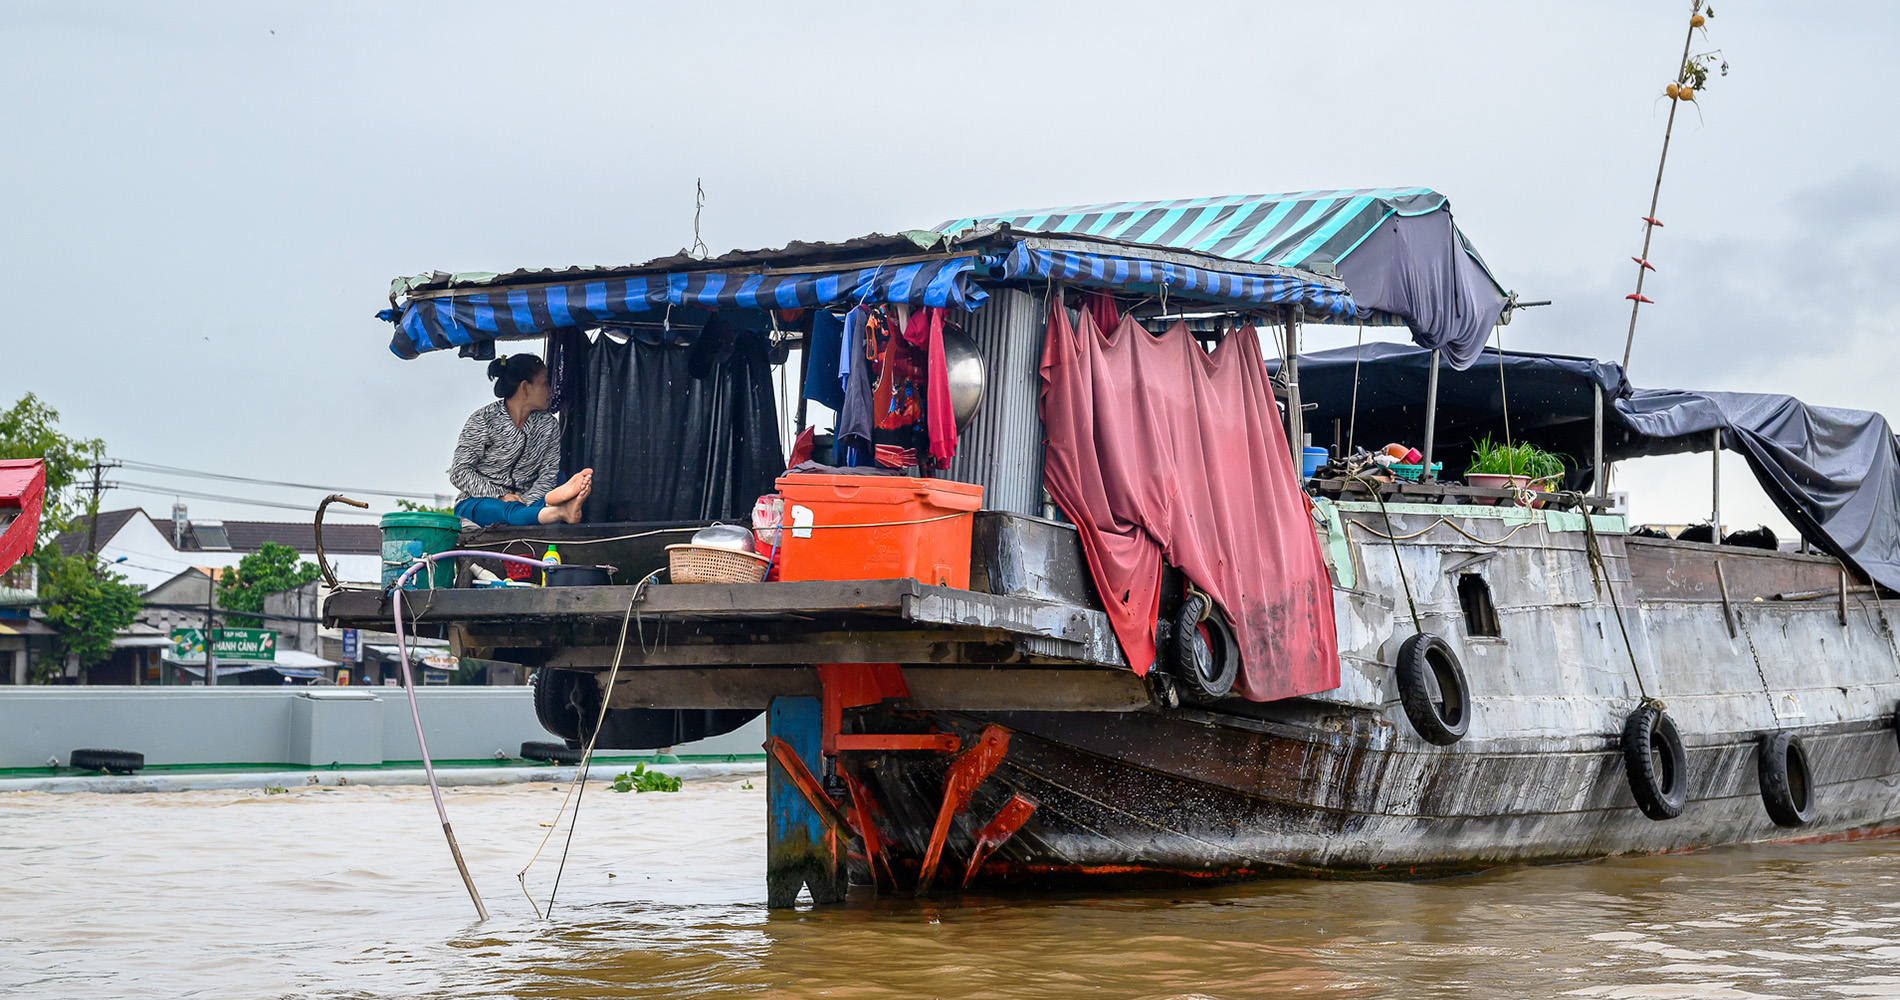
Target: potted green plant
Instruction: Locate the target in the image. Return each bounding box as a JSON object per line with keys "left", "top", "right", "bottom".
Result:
{"left": 1466, "top": 436, "right": 1568, "bottom": 506}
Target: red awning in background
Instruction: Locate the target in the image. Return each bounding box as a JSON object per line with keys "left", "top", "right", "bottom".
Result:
{"left": 0, "top": 459, "right": 45, "bottom": 576}
{"left": 1039, "top": 308, "right": 1339, "bottom": 702}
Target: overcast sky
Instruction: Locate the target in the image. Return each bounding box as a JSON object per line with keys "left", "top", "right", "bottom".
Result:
{"left": 5, "top": 2, "right": 1895, "bottom": 534}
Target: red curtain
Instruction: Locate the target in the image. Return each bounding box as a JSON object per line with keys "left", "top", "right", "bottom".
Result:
{"left": 1039, "top": 306, "right": 1339, "bottom": 702}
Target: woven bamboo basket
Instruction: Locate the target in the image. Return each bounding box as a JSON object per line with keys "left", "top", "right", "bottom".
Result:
{"left": 665, "top": 543, "right": 771, "bottom": 584}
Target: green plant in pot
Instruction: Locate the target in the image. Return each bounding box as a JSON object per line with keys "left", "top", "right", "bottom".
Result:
{"left": 1466, "top": 436, "right": 1568, "bottom": 506}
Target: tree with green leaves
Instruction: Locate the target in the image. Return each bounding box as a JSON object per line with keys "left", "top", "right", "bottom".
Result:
{"left": 37, "top": 555, "right": 142, "bottom": 678}
{"left": 0, "top": 393, "right": 142, "bottom": 681}
{"left": 0, "top": 393, "right": 105, "bottom": 545}
{"left": 217, "top": 542, "right": 322, "bottom": 627}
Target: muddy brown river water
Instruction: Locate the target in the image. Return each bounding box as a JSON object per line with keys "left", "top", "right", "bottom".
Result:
{"left": 6, "top": 778, "right": 1900, "bottom": 999}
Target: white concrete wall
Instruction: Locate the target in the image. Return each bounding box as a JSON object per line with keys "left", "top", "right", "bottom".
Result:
{"left": 0, "top": 687, "right": 764, "bottom": 768}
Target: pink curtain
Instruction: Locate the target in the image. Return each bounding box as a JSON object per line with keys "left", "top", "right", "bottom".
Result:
{"left": 1039, "top": 306, "right": 1339, "bottom": 702}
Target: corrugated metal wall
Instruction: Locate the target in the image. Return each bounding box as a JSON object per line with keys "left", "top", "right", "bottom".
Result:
{"left": 946, "top": 288, "right": 1046, "bottom": 516}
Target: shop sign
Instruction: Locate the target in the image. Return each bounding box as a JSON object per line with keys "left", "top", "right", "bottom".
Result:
{"left": 170, "top": 627, "right": 277, "bottom": 661}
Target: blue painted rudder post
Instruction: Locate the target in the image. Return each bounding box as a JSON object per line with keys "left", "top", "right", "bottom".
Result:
{"left": 766, "top": 695, "right": 847, "bottom": 906}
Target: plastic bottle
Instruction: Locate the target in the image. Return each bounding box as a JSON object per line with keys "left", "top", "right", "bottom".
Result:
{"left": 543, "top": 544, "right": 561, "bottom": 586}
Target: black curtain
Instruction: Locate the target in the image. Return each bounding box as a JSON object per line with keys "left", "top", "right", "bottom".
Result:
{"left": 561, "top": 315, "right": 785, "bottom": 523}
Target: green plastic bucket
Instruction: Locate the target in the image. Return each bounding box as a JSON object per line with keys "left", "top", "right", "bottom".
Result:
{"left": 381, "top": 511, "right": 461, "bottom": 590}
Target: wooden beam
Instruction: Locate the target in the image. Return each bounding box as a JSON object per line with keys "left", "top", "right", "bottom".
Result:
{"left": 600, "top": 665, "right": 1152, "bottom": 712}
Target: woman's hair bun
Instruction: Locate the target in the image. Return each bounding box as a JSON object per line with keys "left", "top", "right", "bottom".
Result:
{"left": 488, "top": 352, "right": 546, "bottom": 399}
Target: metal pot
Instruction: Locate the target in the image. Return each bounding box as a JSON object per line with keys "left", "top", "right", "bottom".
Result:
{"left": 942, "top": 328, "right": 985, "bottom": 429}
{"left": 545, "top": 564, "right": 614, "bottom": 587}
{"left": 691, "top": 523, "right": 757, "bottom": 553}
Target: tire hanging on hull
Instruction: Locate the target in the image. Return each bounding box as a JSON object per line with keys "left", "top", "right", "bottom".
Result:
{"left": 1170, "top": 592, "right": 1239, "bottom": 704}
{"left": 1758, "top": 731, "right": 1814, "bottom": 827}
{"left": 1395, "top": 633, "right": 1470, "bottom": 746}
{"left": 1622, "top": 704, "right": 1688, "bottom": 820}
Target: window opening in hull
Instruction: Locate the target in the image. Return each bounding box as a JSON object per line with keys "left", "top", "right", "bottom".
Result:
{"left": 1458, "top": 573, "right": 1500, "bottom": 637}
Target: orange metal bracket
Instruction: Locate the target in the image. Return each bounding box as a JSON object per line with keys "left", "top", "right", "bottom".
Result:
{"left": 766, "top": 737, "right": 856, "bottom": 839}
{"left": 962, "top": 794, "right": 1038, "bottom": 889}
{"left": 817, "top": 663, "right": 909, "bottom": 755}
{"left": 834, "top": 733, "right": 961, "bottom": 752}
{"left": 916, "top": 725, "right": 1011, "bottom": 895}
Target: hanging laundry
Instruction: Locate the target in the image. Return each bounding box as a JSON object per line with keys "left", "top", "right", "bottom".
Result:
{"left": 837, "top": 306, "right": 877, "bottom": 465}
{"left": 802, "top": 310, "right": 844, "bottom": 412}
{"left": 870, "top": 306, "right": 925, "bottom": 433}
{"left": 901, "top": 306, "right": 958, "bottom": 465}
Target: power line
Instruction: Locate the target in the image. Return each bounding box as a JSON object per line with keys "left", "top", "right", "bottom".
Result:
{"left": 114, "top": 458, "right": 441, "bottom": 500}
{"left": 112, "top": 482, "right": 384, "bottom": 516}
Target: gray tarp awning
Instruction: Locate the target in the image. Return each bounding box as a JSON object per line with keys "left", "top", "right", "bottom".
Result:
{"left": 1613, "top": 389, "right": 1900, "bottom": 592}
{"left": 941, "top": 188, "right": 1512, "bottom": 369}
{"left": 1271, "top": 343, "right": 1900, "bottom": 591}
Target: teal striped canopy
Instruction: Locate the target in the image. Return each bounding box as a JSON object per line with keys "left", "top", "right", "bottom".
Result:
{"left": 936, "top": 187, "right": 1453, "bottom": 272}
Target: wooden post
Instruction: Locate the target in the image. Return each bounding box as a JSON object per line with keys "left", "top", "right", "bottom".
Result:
{"left": 1593, "top": 383, "right": 1605, "bottom": 496}
{"left": 765, "top": 695, "right": 847, "bottom": 907}
{"left": 1421, "top": 349, "right": 1442, "bottom": 481}
{"left": 1283, "top": 311, "right": 1303, "bottom": 475}
{"left": 1711, "top": 428, "right": 1723, "bottom": 544}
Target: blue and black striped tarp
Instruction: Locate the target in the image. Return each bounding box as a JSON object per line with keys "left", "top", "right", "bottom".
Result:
{"left": 383, "top": 256, "right": 987, "bottom": 359}
{"left": 1000, "top": 244, "right": 1356, "bottom": 319}
{"left": 938, "top": 188, "right": 1449, "bottom": 271}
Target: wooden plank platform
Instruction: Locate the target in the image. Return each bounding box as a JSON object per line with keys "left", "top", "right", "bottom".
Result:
{"left": 322, "top": 579, "right": 1128, "bottom": 670}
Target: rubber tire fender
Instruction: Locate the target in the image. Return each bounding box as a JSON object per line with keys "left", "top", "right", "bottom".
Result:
{"left": 520, "top": 740, "right": 585, "bottom": 765}
{"left": 1757, "top": 731, "right": 1814, "bottom": 827}
{"left": 70, "top": 749, "right": 144, "bottom": 774}
{"left": 1622, "top": 705, "right": 1689, "bottom": 820}
{"left": 1170, "top": 592, "right": 1239, "bottom": 704}
{"left": 532, "top": 668, "right": 596, "bottom": 743}
{"left": 1394, "top": 632, "right": 1470, "bottom": 746}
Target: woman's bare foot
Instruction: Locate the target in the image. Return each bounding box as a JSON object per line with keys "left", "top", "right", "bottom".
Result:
{"left": 536, "top": 477, "right": 592, "bottom": 525}
{"left": 545, "top": 468, "right": 594, "bottom": 507}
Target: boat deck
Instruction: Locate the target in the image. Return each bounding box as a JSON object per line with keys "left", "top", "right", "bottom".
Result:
{"left": 323, "top": 578, "right": 1126, "bottom": 670}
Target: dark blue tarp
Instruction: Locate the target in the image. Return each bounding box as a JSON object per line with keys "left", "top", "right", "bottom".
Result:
{"left": 1271, "top": 342, "right": 1900, "bottom": 591}
{"left": 1615, "top": 389, "right": 1900, "bottom": 593}
{"left": 382, "top": 256, "right": 989, "bottom": 359}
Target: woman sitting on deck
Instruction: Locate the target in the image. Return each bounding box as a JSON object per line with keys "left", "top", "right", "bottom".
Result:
{"left": 450, "top": 353, "right": 592, "bottom": 527}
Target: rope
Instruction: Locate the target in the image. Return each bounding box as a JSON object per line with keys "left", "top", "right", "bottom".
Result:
{"left": 1348, "top": 474, "right": 1422, "bottom": 633}
{"left": 1346, "top": 516, "right": 1538, "bottom": 547}
{"left": 1346, "top": 324, "right": 1364, "bottom": 455}
{"left": 1494, "top": 326, "right": 1513, "bottom": 453}
{"left": 517, "top": 569, "right": 657, "bottom": 918}
{"left": 1577, "top": 503, "right": 1654, "bottom": 704}
{"left": 483, "top": 511, "right": 972, "bottom": 550}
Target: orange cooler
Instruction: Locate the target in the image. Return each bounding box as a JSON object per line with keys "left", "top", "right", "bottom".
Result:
{"left": 772, "top": 474, "right": 984, "bottom": 588}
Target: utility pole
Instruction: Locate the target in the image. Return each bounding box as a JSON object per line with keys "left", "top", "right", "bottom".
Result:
{"left": 81, "top": 459, "right": 123, "bottom": 562}
{"left": 204, "top": 570, "right": 217, "bottom": 687}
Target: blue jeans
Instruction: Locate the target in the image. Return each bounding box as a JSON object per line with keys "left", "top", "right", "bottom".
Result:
{"left": 454, "top": 496, "right": 546, "bottom": 527}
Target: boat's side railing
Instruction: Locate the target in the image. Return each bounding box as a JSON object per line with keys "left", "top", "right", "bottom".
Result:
{"left": 1311, "top": 477, "right": 1617, "bottom": 511}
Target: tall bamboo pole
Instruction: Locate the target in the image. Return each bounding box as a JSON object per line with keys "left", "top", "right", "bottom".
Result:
{"left": 1621, "top": 6, "right": 1705, "bottom": 375}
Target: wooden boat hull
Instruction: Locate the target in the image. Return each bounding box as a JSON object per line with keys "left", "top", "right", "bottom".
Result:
{"left": 843, "top": 706, "right": 1900, "bottom": 890}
